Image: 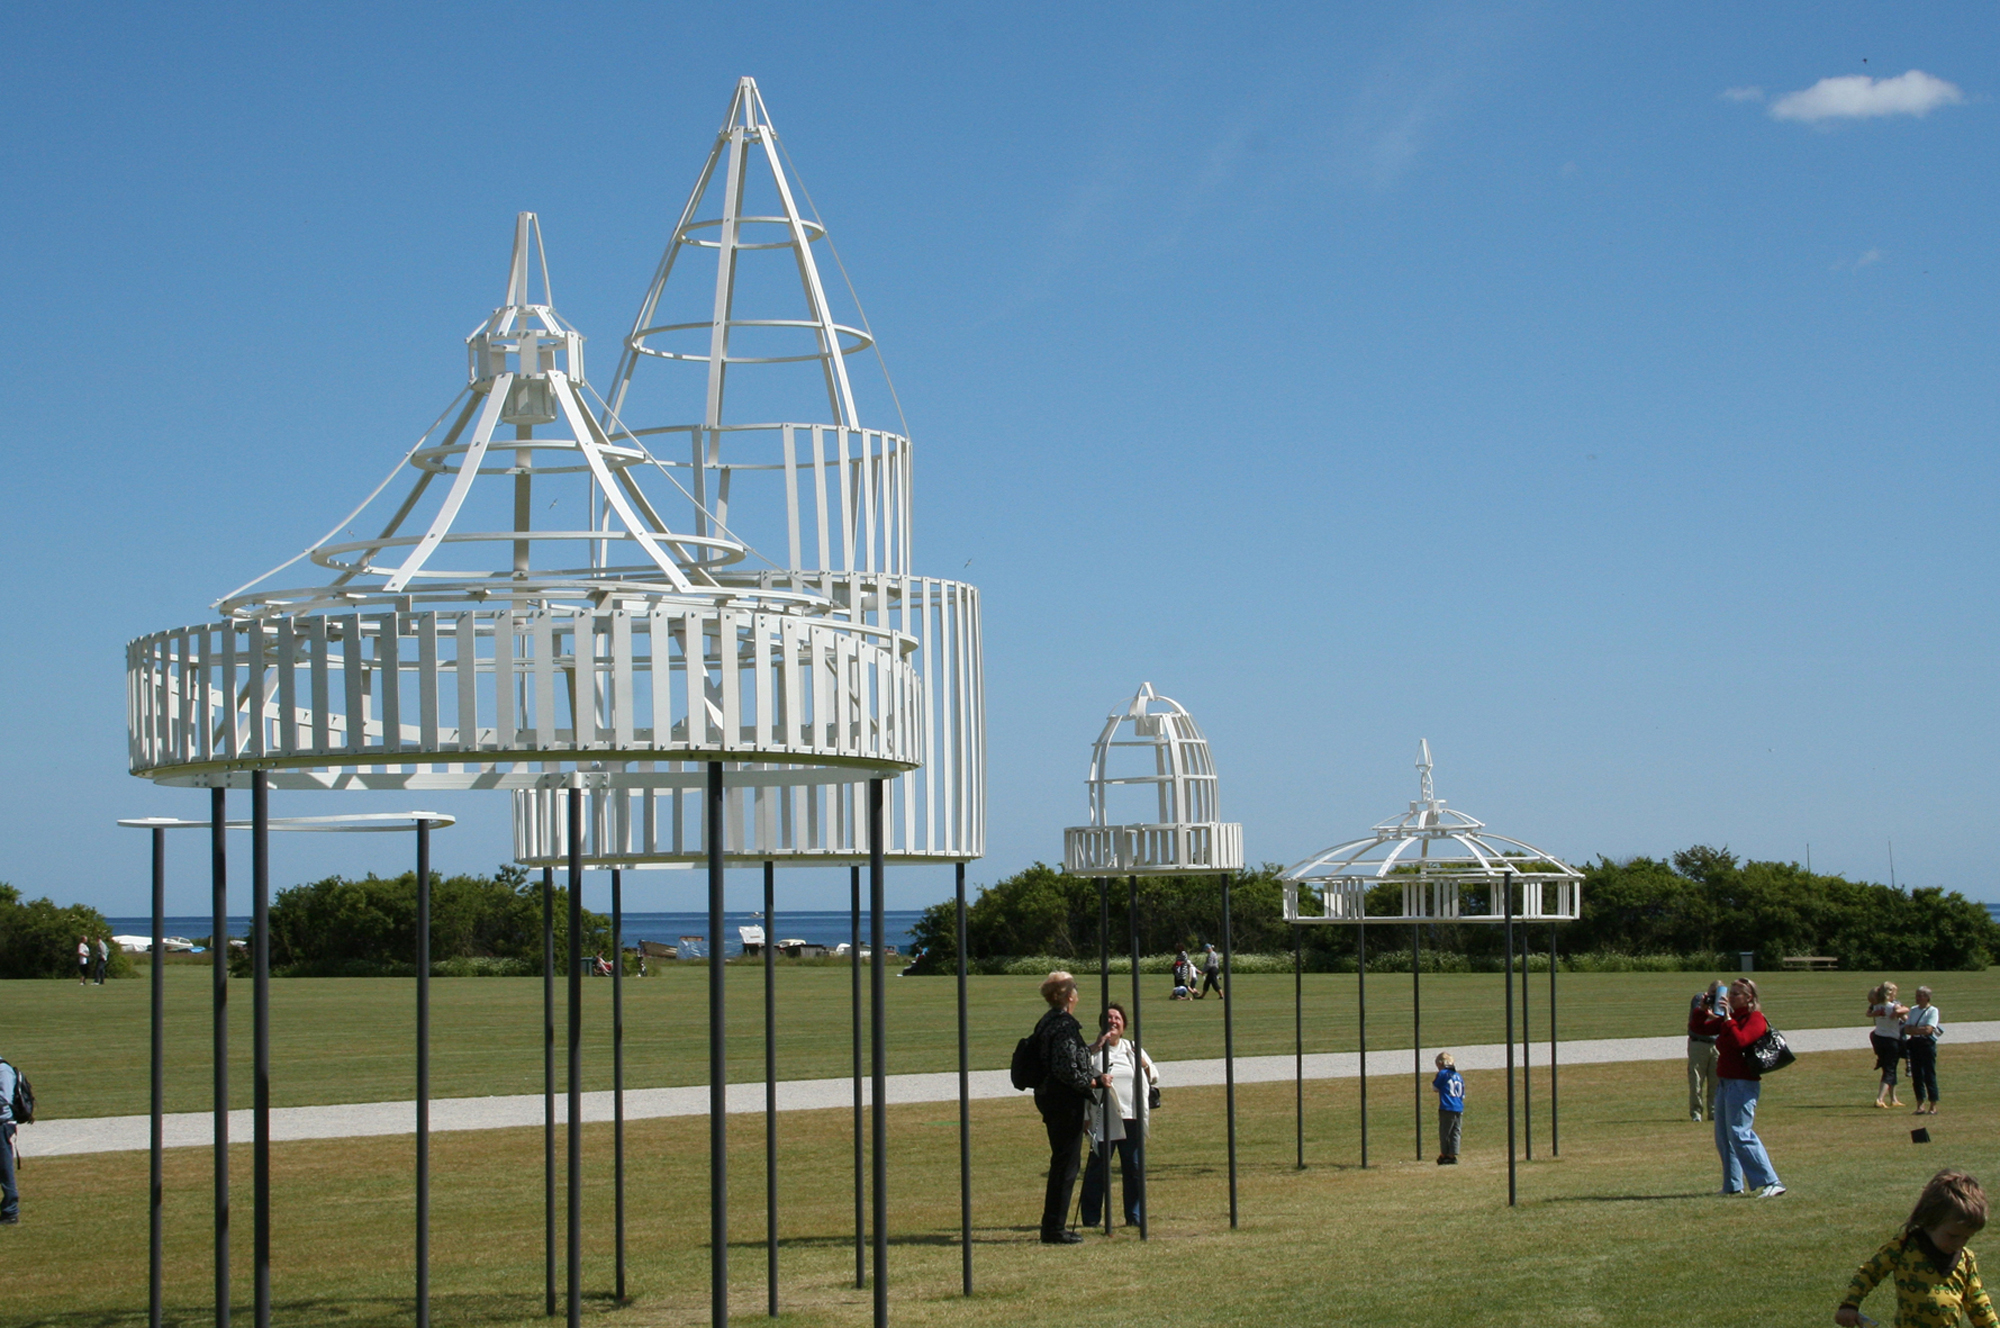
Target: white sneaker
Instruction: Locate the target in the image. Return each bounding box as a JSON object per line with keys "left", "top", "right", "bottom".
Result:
{"left": 1758, "top": 1184, "right": 1787, "bottom": 1198}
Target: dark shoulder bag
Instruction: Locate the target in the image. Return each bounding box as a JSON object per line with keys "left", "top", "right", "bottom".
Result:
{"left": 1743, "top": 1024, "right": 1796, "bottom": 1076}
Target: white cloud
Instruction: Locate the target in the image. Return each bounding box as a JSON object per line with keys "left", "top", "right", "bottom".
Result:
{"left": 1854, "top": 248, "right": 1883, "bottom": 269}
{"left": 1769, "top": 70, "right": 1964, "bottom": 123}
{"left": 1720, "top": 86, "right": 1764, "bottom": 103}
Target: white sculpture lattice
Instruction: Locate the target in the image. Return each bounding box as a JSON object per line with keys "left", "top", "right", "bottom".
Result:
{"left": 510, "top": 77, "right": 982, "bottom": 866}
{"left": 1062, "top": 682, "right": 1242, "bottom": 875}
{"left": 126, "top": 208, "right": 921, "bottom": 793}
{"left": 1282, "top": 741, "right": 1581, "bottom": 924}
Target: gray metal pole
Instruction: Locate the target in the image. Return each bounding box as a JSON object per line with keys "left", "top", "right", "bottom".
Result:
{"left": 762, "top": 860, "right": 776, "bottom": 1319}
{"left": 1222, "top": 873, "right": 1237, "bottom": 1229}
{"left": 1550, "top": 916, "right": 1559, "bottom": 1158}
{"left": 567, "top": 787, "right": 583, "bottom": 1328}
{"left": 614, "top": 868, "right": 627, "bottom": 1305}
{"left": 1293, "top": 924, "right": 1303, "bottom": 1172}
{"left": 706, "top": 764, "right": 727, "bottom": 1328}
{"left": 1128, "top": 874, "right": 1147, "bottom": 1240}
{"left": 869, "top": 780, "right": 887, "bottom": 1328}
{"left": 252, "top": 770, "right": 270, "bottom": 1328}
{"left": 1413, "top": 924, "right": 1422, "bottom": 1162}
{"left": 1522, "top": 909, "right": 1532, "bottom": 1163}
{"left": 150, "top": 825, "right": 165, "bottom": 1328}
{"left": 956, "top": 862, "right": 972, "bottom": 1289}
{"left": 542, "top": 865, "right": 555, "bottom": 1318}
{"left": 1503, "top": 870, "right": 1517, "bottom": 1208}
{"left": 416, "top": 818, "right": 431, "bottom": 1328}
{"left": 1097, "top": 878, "right": 1108, "bottom": 1021}
{"left": 1357, "top": 918, "right": 1367, "bottom": 1170}
{"left": 850, "top": 864, "right": 864, "bottom": 1292}
{"left": 210, "top": 785, "right": 229, "bottom": 1328}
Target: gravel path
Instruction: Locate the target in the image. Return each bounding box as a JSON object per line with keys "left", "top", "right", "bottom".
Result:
{"left": 24, "top": 1020, "right": 1996, "bottom": 1158}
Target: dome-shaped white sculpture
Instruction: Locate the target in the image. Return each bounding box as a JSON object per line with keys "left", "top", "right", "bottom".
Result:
{"left": 1282, "top": 741, "right": 1581, "bottom": 924}
{"left": 509, "top": 77, "right": 982, "bottom": 866}
{"left": 1063, "top": 682, "right": 1242, "bottom": 875}
{"left": 126, "top": 208, "right": 920, "bottom": 789}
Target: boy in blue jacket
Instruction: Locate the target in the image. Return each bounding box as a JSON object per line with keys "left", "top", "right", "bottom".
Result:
{"left": 1434, "top": 1052, "right": 1464, "bottom": 1165}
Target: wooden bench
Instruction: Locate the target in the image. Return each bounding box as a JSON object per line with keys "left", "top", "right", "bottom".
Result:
{"left": 1781, "top": 955, "right": 1839, "bottom": 971}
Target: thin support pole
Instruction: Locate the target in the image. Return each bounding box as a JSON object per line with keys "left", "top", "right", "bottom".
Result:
{"left": 542, "top": 866, "right": 555, "bottom": 1318}
{"left": 252, "top": 771, "right": 270, "bottom": 1328}
{"left": 1097, "top": 875, "right": 1110, "bottom": 1238}
{"left": 150, "top": 825, "right": 165, "bottom": 1328}
{"left": 567, "top": 787, "right": 584, "bottom": 1328}
{"left": 416, "top": 819, "right": 431, "bottom": 1328}
{"left": 1413, "top": 923, "right": 1422, "bottom": 1162}
{"left": 1357, "top": 919, "right": 1367, "bottom": 1171}
{"left": 956, "top": 862, "right": 973, "bottom": 1288}
{"left": 868, "top": 780, "right": 888, "bottom": 1328}
{"left": 1503, "top": 871, "right": 1517, "bottom": 1208}
{"left": 706, "top": 764, "right": 728, "bottom": 1328}
{"left": 1293, "top": 924, "right": 1303, "bottom": 1171}
{"left": 850, "top": 864, "right": 864, "bottom": 1292}
{"left": 1522, "top": 907, "right": 1532, "bottom": 1163}
{"left": 762, "top": 861, "right": 776, "bottom": 1318}
{"left": 1550, "top": 917, "right": 1560, "bottom": 1159}
{"left": 614, "top": 868, "right": 627, "bottom": 1304}
{"left": 210, "top": 786, "right": 229, "bottom": 1328}
{"left": 1128, "top": 874, "right": 1147, "bottom": 1241}
{"left": 1222, "top": 873, "right": 1238, "bottom": 1229}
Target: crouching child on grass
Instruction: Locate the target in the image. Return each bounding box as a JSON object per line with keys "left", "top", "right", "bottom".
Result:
{"left": 1433, "top": 1052, "right": 1464, "bottom": 1165}
{"left": 1836, "top": 1168, "right": 1996, "bottom": 1327}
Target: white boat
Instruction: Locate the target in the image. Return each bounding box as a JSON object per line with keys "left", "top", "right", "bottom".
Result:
{"left": 113, "top": 934, "right": 197, "bottom": 953}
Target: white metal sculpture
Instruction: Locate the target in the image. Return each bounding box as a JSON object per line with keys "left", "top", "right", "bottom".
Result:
{"left": 1063, "top": 682, "right": 1242, "bottom": 875}
{"left": 126, "top": 208, "right": 922, "bottom": 792}
{"left": 511, "top": 77, "right": 982, "bottom": 866}
{"left": 1282, "top": 741, "right": 1581, "bottom": 924}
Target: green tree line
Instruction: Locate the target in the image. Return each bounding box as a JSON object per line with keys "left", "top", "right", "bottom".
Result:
{"left": 908, "top": 847, "right": 2000, "bottom": 974}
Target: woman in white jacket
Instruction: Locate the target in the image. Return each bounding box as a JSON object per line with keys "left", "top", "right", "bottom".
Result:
{"left": 1080, "top": 1003, "right": 1158, "bottom": 1228}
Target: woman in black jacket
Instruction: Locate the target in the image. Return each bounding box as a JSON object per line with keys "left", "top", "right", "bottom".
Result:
{"left": 1032, "top": 971, "right": 1111, "bottom": 1243}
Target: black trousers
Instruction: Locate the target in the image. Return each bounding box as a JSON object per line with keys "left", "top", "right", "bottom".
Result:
{"left": 1039, "top": 1101, "right": 1087, "bottom": 1238}
{"left": 1199, "top": 971, "right": 1223, "bottom": 998}
{"left": 1908, "top": 1038, "right": 1939, "bottom": 1103}
{"left": 1080, "top": 1133, "right": 1142, "bottom": 1226}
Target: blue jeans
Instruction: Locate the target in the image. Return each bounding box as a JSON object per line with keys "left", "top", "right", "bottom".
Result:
{"left": 1714, "top": 1078, "right": 1779, "bottom": 1192}
{"left": 0, "top": 1123, "right": 16, "bottom": 1220}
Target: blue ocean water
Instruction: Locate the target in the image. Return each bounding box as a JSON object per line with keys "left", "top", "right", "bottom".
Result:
{"left": 106, "top": 909, "right": 925, "bottom": 959}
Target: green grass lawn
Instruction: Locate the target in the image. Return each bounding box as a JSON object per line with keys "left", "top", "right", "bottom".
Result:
{"left": 4, "top": 1035, "right": 1995, "bottom": 1326}
{"left": 8, "top": 964, "right": 1999, "bottom": 1118}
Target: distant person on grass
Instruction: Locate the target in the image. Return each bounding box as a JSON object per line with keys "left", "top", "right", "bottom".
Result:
{"left": 1198, "top": 943, "right": 1224, "bottom": 1000}
{"left": 93, "top": 936, "right": 109, "bottom": 985}
{"left": 0, "top": 1057, "right": 18, "bottom": 1224}
{"left": 1687, "top": 980, "right": 1726, "bottom": 1122}
{"left": 1867, "top": 981, "right": 1909, "bottom": 1109}
{"left": 1432, "top": 1052, "right": 1464, "bottom": 1165}
{"left": 1031, "top": 971, "right": 1112, "bottom": 1245}
{"left": 77, "top": 937, "right": 89, "bottom": 987}
{"left": 1903, "top": 986, "right": 1943, "bottom": 1116}
{"left": 1691, "top": 976, "right": 1785, "bottom": 1198}
{"left": 1836, "top": 1168, "right": 1994, "bottom": 1327}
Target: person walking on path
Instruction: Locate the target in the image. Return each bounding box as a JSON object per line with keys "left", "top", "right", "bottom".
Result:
{"left": 1688, "top": 982, "right": 1725, "bottom": 1121}
{"left": 1904, "top": 986, "right": 1943, "bottom": 1115}
{"left": 1197, "top": 943, "right": 1224, "bottom": 1001}
{"left": 1836, "top": 1168, "right": 1995, "bottom": 1328}
{"left": 1031, "top": 971, "right": 1111, "bottom": 1244}
{"left": 0, "top": 1057, "right": 19, "bottom": 1224}
{"left": 1692, "top": 976, "right": 1785, "bottom": 1198}
{"left": 1868, "top": 982, "right": 1909, "bottom": 1108}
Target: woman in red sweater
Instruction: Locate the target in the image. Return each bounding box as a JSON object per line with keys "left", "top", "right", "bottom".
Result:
{"left": 1692, "top": 977, "right": 1786, "bottom": 1197}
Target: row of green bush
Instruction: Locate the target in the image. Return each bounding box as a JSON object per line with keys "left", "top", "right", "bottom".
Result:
{"left": 0, "top": 885, "right": 135, "bottom": 980}
{"left": 907, "top": 847, "right": 2000, "bottom": 975}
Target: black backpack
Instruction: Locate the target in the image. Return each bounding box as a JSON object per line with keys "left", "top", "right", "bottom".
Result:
{"left": 1009, "top": 1030, "right": 1044, "bottom": 1092}
{"left": 1, "top": 1060, "right": 32, "bottom": 1125}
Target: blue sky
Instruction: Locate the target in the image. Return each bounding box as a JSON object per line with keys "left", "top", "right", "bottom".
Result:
{"left": 3, "top": 3, "right": 1994, "bottom": 916}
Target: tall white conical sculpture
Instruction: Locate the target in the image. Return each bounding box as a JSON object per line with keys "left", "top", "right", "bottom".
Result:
{"left": 1063, "top": 682, "right": 1242, "bottom": 874}
{"left": 126, "top": 211, "right": 920, "bottom": 789}
{"left": 511, "top": 77, "right": 983, "bottom": 866}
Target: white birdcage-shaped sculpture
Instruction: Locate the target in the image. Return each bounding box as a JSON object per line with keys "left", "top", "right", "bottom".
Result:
{"left": 508, "top": 77, "right": 981, "bottom": 866}
{"left": 125, "top": 205, "right": 921, "bottom": 797}
{"left": 1062, "top": 682, "right": 1242, "bottom": 875}
{"left": 1282, "top": 741, "right": 1580, "bottom": 925}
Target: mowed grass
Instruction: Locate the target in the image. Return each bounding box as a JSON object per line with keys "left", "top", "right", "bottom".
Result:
{"left": 9, "top": 964, "right": 2000, "bottom": 1118}
{"left": 4, "top": 1039, "right": 1997, "bottom": 1326}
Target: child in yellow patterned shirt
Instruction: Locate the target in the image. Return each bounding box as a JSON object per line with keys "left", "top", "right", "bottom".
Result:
{"left": 1836, "top": 1169, "right": 1997, "bottom": 1328}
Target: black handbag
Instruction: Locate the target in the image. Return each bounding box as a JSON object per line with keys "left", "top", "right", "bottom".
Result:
{"left": 1744, "top": 1025, "right": 1796, "bottom": 1076}
{"left": 1148, "top": 1085, "right": 1162, "bottom": 1110}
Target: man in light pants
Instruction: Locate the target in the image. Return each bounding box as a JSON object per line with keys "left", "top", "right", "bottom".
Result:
{"left": 1688, "top": 983, "right": 1725, "bottom": 1122}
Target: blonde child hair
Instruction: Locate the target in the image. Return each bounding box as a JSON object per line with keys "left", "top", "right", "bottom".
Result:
{"left": 1435, "top": 1052, "right": 1455, "bottom": 1069}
